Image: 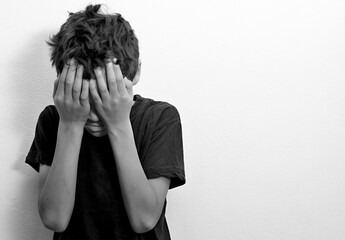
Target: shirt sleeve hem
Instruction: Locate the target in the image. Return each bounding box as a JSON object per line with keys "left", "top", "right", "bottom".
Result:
{"left": 144, "top": 167, "right": 186, "bottom": 189}
{"left": 25, "top": 151, "right": 53, "bottom": 172}
{"left": 25, "top": 156, "right": 39, "bottom": 172}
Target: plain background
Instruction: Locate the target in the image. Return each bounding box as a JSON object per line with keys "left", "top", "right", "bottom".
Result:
{"left": 1, "top": 0, "right": 345, "bottom": 239}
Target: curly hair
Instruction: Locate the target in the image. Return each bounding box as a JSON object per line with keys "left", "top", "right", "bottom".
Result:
{"left": 47, "top": 4, "right": 139, "bottom": 80}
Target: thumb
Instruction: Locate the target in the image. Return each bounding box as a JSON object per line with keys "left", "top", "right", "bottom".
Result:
{"left": 124, "top": 77, "right": 133, "bottom": 96}
{"left": 53, "top": 78, "right": 58, "bottom": 97}
{"left": 132, "top": 60, "right": 141, "bottom": 86}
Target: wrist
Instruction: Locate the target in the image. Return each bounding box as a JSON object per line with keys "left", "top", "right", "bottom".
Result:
{"left": 108, "top": 121, "right": 133, "bottom": 138}
{"left": 59, "top": 120, "right": 85, "bottom": 134}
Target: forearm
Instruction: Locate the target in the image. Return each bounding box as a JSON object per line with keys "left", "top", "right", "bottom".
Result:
{"left": 38, "top": 122, "right": 83, "bottom": 231}
{"left": 108, "top": 122, "right": 162, "bottom": 233}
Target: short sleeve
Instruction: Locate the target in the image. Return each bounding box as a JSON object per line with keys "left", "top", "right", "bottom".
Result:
{"left": 141, "top": 106, "right": 185, "bottom": 189}
{"left": 25, "top": 106, "right": 59, "bottom": 172}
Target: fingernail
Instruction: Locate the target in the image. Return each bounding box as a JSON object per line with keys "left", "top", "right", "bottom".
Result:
{"left": 112, "top": 58, "right": 118, "bottom": 64}
{"left": 67, "top": 59, "right": 76, "bottom": 68}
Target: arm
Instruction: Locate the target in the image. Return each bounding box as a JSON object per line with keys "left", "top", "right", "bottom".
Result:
{"left": 38, "top": 124, "right": 83, "bottom": 232}
{"left": 38, "top": 59, "right": 90, "bottom": 232}
{"left": 108, "top": 122, "right": 170, "bottom": 233}
{"left": 90, "top": 59, "right": 170, "bottom": 233}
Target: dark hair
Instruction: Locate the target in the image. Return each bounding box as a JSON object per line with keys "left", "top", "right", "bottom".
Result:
{"left": 47, "top": 4, "right": 139, "bottom": 80}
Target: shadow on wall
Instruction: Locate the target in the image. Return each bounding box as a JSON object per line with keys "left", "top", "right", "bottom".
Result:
{"left": 8, "top": 31, "right": 55, "bottom": 239}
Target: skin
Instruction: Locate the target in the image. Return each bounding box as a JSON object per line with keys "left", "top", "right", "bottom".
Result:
{"left": 38, "top": 58, "right": 170, "bottom": 233}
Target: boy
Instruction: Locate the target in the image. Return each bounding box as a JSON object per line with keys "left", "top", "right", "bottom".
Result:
{"left": 25, "top": 4, "right": 185, "bottom": 240}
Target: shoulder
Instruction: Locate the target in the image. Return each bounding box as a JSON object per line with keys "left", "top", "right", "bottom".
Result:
{"left": 133, "top": 95, "right": 181, "bottom": 128}
{"left": 36, "top": 105, "right": 59, "bottom": 129}
{"left": 38, "top": 105, "right": 58, "bottom": 118}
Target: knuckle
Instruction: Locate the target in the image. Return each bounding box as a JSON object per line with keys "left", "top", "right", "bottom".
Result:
{"left": 92, "top": 95, "right": 99, "bottom": 101}
{"left": 80, "top": 94, "right": 88, "bottom": 101}
{"left": 64, "top": 99, "right": 72, "bottom": 105}
{"left": 99, "top": 88, "right": 108, "bottom": 94}
{"left": 65, "top": 82, "right": 73, "bottom": 88}
{"left": 94, "top": 69, "right": 102, "bottom": 77}
{"left": 72, "top": 88, "right": 80, "bottom": 94}
{"left": 109, "top": 79, "right": 116, "bottom": 85}
{"left": 68, "top": 63, "right": 77, "bottom": 70}
{"left": 66, "top": 78, "right": 73, "bottom": 85}
{"left": 54, "top": 96, "right": 62, "bottom": 102}
{"left": 115, "top": 98, "right": 122, "bottom": 105}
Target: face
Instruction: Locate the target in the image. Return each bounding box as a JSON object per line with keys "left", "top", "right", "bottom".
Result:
{"left": 84, "top": 97, "right": 108, "bottom": 137}
{"left": 83, "top": 60, "right": 140, "bottom": 137}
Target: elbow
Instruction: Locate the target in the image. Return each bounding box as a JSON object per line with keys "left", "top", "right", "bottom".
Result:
{"left": 38, "top": 203, "right": 69, "bottom": 232}
{"left": 130, "top": 215, "right": 158, "bottom": 234}
{"left": 40, "top": 211, "right": 69, "bottom": 232}
{"left": 42, "top": 216, "right": 68, "bottom": 233}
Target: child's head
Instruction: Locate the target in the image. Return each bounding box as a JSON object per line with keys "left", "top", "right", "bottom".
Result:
{"left": 47, "top": 4, "right": 139, "bottom": 80}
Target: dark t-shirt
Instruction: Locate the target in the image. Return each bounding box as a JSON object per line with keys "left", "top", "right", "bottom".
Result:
{"left": 25, "top": 94, "right": 185, "bottom": 240}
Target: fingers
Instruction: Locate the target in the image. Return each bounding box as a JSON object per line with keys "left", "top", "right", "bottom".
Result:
{"left": 132, "top": 59, "right": 141, "bottom": 86}
{"left": 112, "top": 58, "right": 126, "bottom": 95}
{"left": 80, "top": 80, "right": 90, "bottom": 107}
{"left": 124, "top": 77, "right": 134, "bottom": 97}
{"left": 55, "top": 63, "right": 69, "bottom": 99}
{"left": 65, "top": 59, "right": 77, "bottom": 100}
{"left": 124, "top": 77, "right": 133, "bottom": 88}
{"left": 73, "top": 64, "right": 84, "bottom": 100}
{"left": 54, "top": 59, "right": 88, "bottom": 106}
{"left": 105, "top": 60, "right": 118, "bottom": 96}
{"left": 90, "top": 79, "right": 102, "bottom": 106}
{"left": 94, "top": 67, "right": 110, "bottom": 101}
{"left": 53, "top": 79, "right": 58, "bottom": 97}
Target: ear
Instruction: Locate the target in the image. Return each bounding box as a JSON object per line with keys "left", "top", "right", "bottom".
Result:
{"left": 131, "top": 59, "right": 141, "bottom": 86}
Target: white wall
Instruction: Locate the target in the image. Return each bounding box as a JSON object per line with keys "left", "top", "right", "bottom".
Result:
{"left": 1, "top": 0, "right": 345, "bottom": 239}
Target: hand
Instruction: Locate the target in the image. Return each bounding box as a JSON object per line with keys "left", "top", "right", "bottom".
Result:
{"left": 89, "top": 58, "right": 136, "bottom": 132}
{"left": 53, "top": 59, "right": 90, "bottom": 127}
